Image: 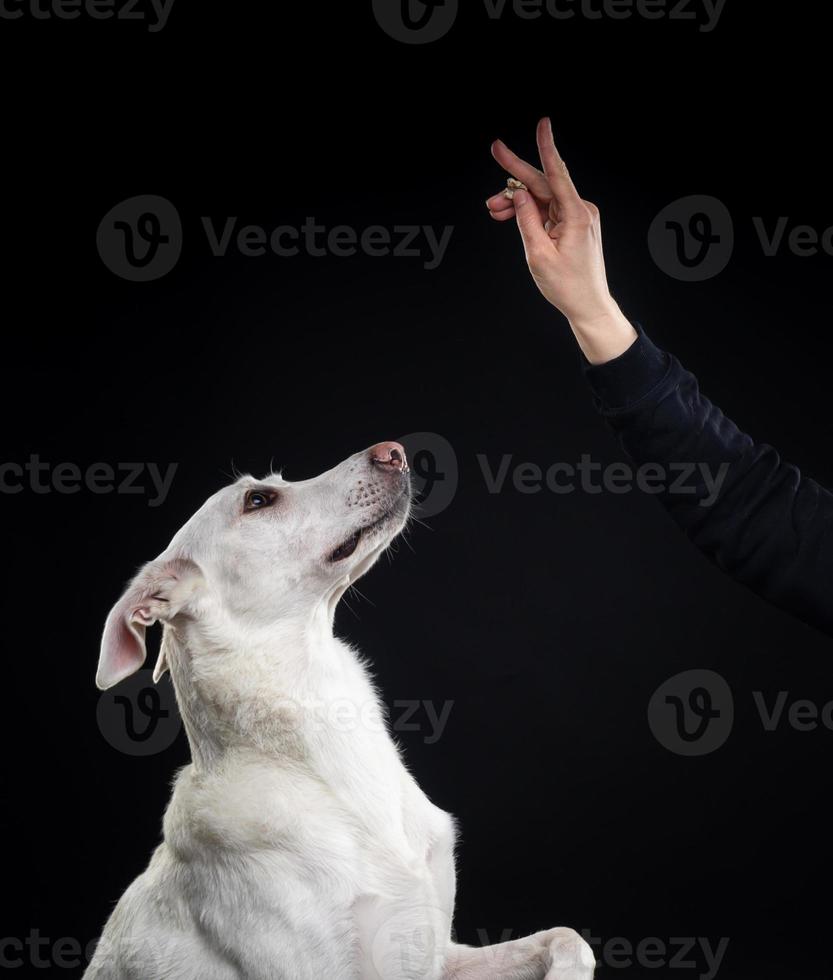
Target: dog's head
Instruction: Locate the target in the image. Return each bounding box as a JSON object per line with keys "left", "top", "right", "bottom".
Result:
{"left": 96, "top": 442, "right": 411, "bottom": 690}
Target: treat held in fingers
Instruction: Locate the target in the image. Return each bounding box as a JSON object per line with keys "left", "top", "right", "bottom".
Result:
{"left": 504, "top": 177, "right": 528, "bottom": 200}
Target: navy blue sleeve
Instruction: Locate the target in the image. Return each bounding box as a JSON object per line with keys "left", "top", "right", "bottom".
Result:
{"left": 583, "top": 326, "right": 833, "bottom": 636}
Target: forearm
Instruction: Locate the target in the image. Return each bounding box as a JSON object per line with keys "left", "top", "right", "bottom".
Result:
{"left": 582, "top": 324, "right": 833, "bottom": 636}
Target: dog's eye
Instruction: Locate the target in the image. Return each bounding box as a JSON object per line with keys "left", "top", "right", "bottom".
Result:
{"left": 244, "top": 489, "right": 278, "bottom": 512}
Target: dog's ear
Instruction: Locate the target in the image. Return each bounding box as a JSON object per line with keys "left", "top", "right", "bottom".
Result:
{"left": 96, "top": 557, "right": 202, "bottom": 691}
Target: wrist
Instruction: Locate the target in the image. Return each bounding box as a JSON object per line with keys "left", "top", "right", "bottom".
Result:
{"left": 567, "top": 304, "right": 637, "bottom": 365}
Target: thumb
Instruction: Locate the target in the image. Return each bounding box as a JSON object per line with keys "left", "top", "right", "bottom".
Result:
{"left": 512, "top": 189, "right": 551, "bottom": 261}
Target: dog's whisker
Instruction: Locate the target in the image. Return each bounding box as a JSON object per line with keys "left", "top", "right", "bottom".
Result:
{"left": 407, "top": 513, "right": 434, "bottom": 532}
{"left": 347, "top": 583, "right": 375, "bottom": 608}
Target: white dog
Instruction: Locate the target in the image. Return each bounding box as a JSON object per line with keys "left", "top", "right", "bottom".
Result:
{"left": 85, "top": 442, "right": 595, "bottom": 980}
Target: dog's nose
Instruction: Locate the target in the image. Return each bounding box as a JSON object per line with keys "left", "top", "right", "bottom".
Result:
{"left": 369, "top": 441, "right": 408, "bottom": 473}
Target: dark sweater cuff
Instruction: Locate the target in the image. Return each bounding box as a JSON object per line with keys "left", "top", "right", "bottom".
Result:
{"left": 583, "top": 323, "right": 671, "bottom": 411}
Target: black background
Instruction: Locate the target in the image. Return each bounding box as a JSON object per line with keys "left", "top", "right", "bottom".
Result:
{"left": 3, "top": 2, "right": 833, "bottom": 978}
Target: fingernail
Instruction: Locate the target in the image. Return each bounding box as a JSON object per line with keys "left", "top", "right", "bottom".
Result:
{"left": 513, "top": 189, "right": 529, "bottom": 206}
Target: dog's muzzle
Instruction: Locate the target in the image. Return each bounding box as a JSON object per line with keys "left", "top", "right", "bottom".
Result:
{"left": 329, "top": 443, "right": 410, "bottom": 562}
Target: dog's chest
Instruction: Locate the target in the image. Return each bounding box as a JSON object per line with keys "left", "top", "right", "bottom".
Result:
{"left": 303, "top": 684, "right": 429, "bottom": 859}
{"left": 162, "top": 638, "right": 453, "bottom": 927}
{"left": 168, "top": 671, "right": 439, "bottom": 873}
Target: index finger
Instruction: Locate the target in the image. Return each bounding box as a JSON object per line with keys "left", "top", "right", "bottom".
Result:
{"left": 490, "top": 139, "right": 553, "bottom": 203}
{"left": 535, "top": 117, "right": 586, "bottom": 217}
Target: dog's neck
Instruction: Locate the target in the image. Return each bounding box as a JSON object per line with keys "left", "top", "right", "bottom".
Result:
{"left": 163, "top": 598, "right": 365, "bottom": 771}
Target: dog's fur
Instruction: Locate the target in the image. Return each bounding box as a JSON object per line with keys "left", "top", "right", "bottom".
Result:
{"left": 85, "top": 443, "right": 594, "bottom": 980}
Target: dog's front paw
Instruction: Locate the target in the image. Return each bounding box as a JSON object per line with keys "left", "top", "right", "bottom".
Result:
{"left": 544, "top": 928, "right": 595, "bottom": 980}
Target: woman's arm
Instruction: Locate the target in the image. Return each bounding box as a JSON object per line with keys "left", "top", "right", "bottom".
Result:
{"left": 488, "top": 119, "right": 833, "bottom": 636}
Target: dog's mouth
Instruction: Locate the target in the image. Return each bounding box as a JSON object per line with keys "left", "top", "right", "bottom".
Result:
{"left": 328, "top": 498, "right": 408, "bottom": 563}
{"left": 328, "top": 514, "right": 390, "bottom": 563}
